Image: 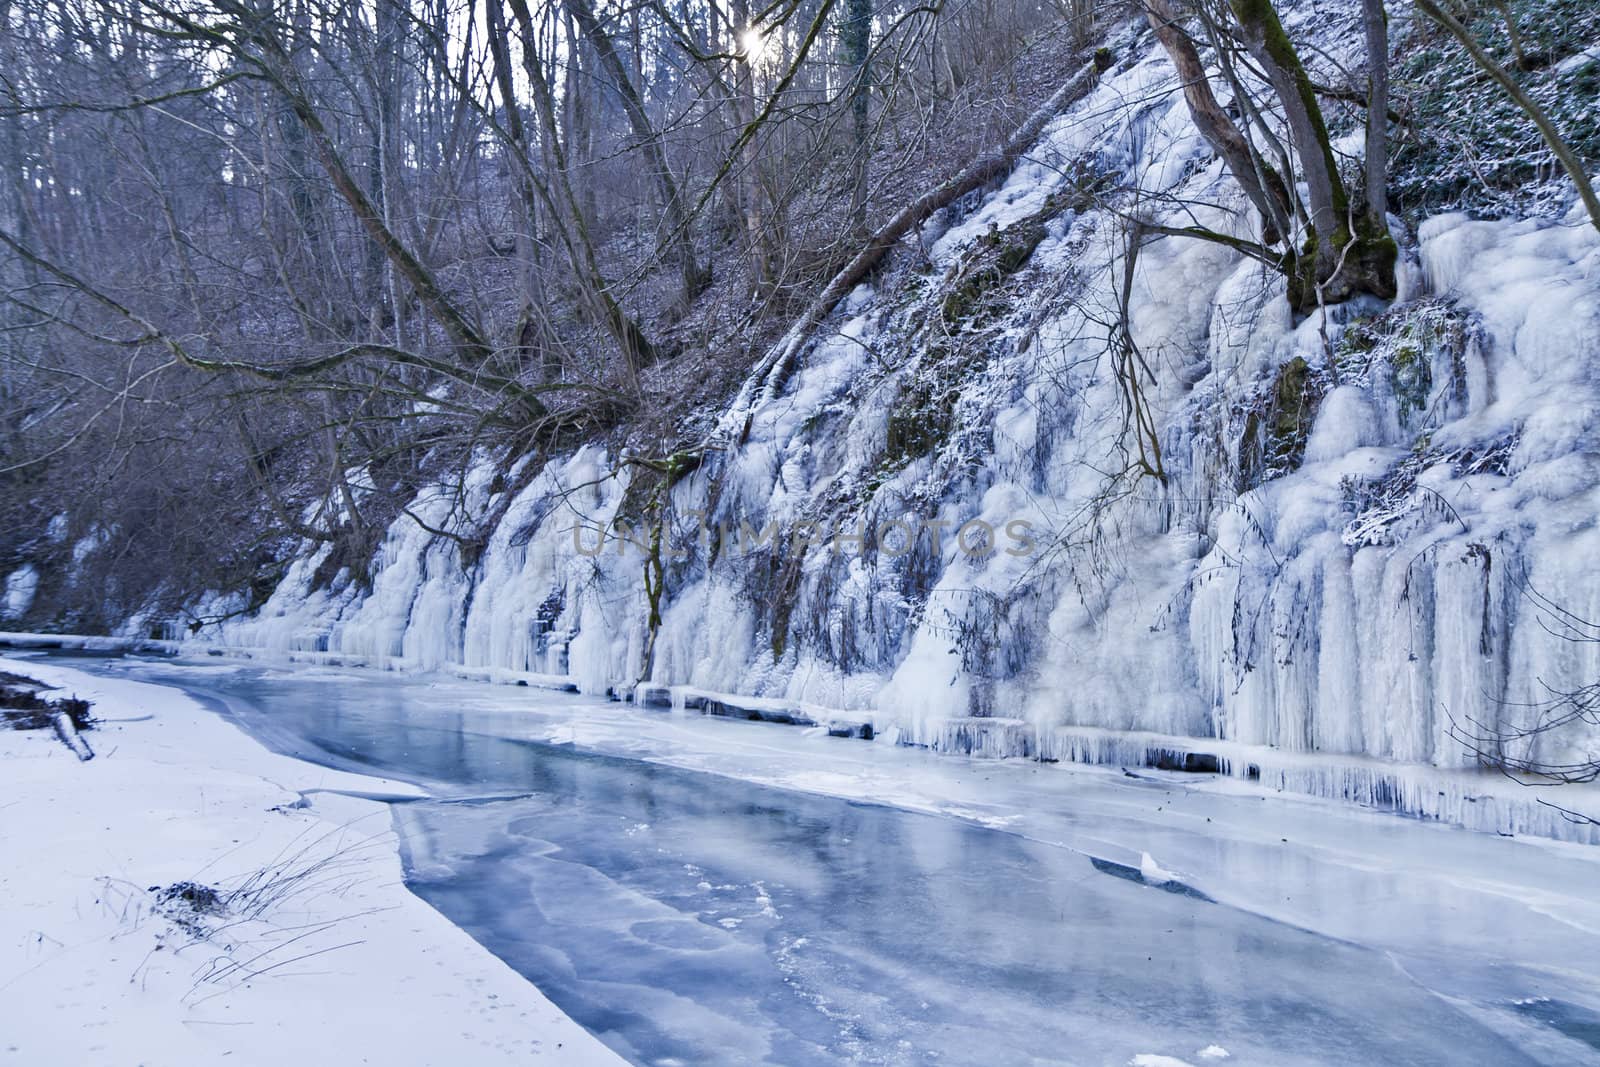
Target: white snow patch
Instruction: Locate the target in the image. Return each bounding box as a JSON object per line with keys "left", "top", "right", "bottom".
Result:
{"left": 1140, "top": 851, "right": 1178, "bottom": 885}
{"left": 2, "top": 564, "right": 38, "bottom": 619}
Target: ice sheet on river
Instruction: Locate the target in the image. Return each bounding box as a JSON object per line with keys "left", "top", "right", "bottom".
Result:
{"left": 88, "top": 657, "right": 1600, "bottom": 1065}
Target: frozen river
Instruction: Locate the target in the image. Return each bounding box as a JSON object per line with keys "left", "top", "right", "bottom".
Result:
{"left": 49, "top": 654, "right": 1600, "bottom": 1066}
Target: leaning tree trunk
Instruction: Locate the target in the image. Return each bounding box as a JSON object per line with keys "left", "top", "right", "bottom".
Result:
{"left": 741, "top": 51, "right": 1111, "bottom": 410}
{"left": 486, "top": 0, "right": 559, "bottom": 380}
{"left": 505, "top": 0, "right": 657, "bottom": 387}
{"left": 1142, "top": 0, "right": 1292, "bottom": 244}
{"left": 1229, "top": 0, "right": 1396, "bottom": 309}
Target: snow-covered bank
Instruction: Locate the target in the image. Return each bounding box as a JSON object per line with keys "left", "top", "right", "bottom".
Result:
{"left": 13, "top": 629, "right": 1599, "bottom": 842}
{"left": 0, "top": 657, "right": 623, "bottom": 1066}
{"left": 0, "top": 630, "right": 178, "bottom": 655}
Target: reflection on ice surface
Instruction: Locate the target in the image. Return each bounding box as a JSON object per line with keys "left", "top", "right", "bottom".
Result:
{"left": 69, "top": 656, "right": 1600, "bottom": 1066}
{"left": 399, "top": 767, "right": 1526, "bottom": 1066}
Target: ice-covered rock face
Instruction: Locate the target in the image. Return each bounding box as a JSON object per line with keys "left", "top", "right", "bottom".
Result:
{"left": 3, "top": 565, "right": 39, "bottom": 622}
{"left": 196, "top": 5, "right": 1600, "bottom": 834}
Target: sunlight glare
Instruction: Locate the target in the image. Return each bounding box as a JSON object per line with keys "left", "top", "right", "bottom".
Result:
{"left": 738, "top": 27, "right": 767, "bottom": 63}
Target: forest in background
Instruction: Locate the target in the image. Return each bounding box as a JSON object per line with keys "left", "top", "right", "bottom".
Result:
{"left": 0, "top": 0, "right": 1596, "bottom": 632}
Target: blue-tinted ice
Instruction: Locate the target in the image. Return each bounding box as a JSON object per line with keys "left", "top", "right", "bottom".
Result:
{"left": 63, "top": 656, "right": 1600, "bottom": 1066}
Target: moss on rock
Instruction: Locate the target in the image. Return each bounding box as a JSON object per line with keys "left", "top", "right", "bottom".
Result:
{"left": 1239, "top": 355, "right": 1328, "bottom": 489}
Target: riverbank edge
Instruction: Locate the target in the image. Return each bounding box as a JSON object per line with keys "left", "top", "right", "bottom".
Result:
{"left": 5, "top": 629, "right": 1597, "bottom": 843}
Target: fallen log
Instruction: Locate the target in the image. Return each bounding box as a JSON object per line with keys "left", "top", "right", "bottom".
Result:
{"left": 52, "top": 708, "right": 94, "bottom": 761}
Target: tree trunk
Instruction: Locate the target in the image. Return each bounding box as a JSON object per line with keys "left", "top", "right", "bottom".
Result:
{"left": 1142, "top": 0, "right": 1292, "bottom": 244}
{"left": 1229, "top": 0, "right": 1394, "bottom": 308}
{"left": 486, "top": 0, "right": 557, "bottom": 380}
{"left": 362, "top": 0, "right": 408, "bottom": 347}
{"left": 730, "top": 0, "right": 772, "bottom": 291}
{"left": 746, "top": 52, "right": 1109, "bottom": 407}
{"left": 842, "top": 0, "right": 873, "bottom": 234}
{"left": 1229, "top": 0, "right": 1346, "bottom": 252}
{"left": 505, "top": 0, "right": 656, "bottom": 385}
{"left": 1361, "top": 0, "right": 1388, "bottom": 222}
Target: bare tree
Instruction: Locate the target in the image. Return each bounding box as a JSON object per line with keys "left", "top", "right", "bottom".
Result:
{"left": 1141, "top": 0, "right": 1396, "bottom": 309}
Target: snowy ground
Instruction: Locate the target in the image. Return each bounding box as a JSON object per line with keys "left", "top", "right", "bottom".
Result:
{"left": 0, "top": 657, "right": 623, "bottom": 1067}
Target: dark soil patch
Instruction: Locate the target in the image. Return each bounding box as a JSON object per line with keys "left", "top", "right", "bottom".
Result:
{"left": 150, "top": 880, "right": 228, "bottom": 938}
{"left": 0, "top": 672, "right": 94, "bottom": 732}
